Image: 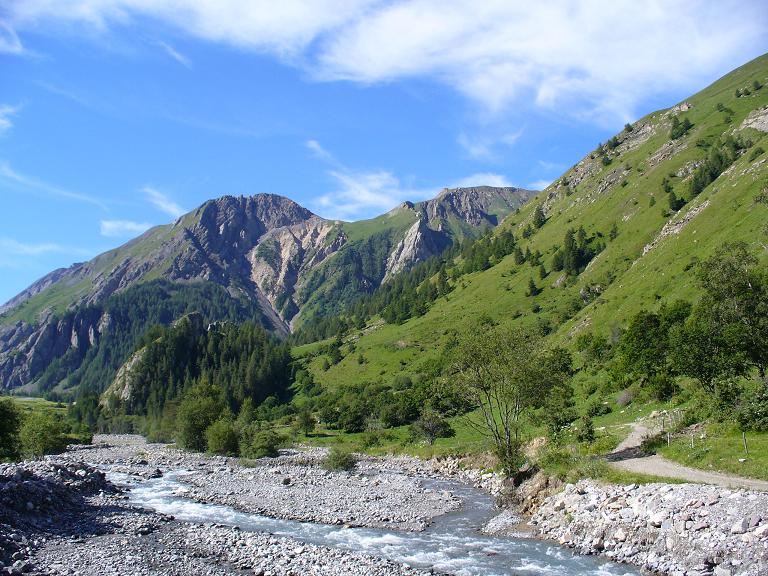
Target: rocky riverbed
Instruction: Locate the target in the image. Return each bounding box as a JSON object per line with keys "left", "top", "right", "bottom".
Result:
{"left": 52, "top": 436, "right": 462, "bottom": 532}
{"left": 529, "top": 480, "right": 768, "bottom": 576}
{"left": 0, "top": 436, "right": 443, "bottom": 575}
{"left": 2, "top": 435, "right": 766, "bottom": 576}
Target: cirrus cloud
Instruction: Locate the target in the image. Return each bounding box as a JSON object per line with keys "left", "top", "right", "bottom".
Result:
{"left": 3, "top": 1, "right": 766, "bottom": 125}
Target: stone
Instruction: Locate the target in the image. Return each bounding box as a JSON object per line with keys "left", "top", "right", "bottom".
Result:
{"left": 649, "top": 511, "right": 667, "bottom": 527}
{"left": 730, "top": 519, "right": 749, "bottom": 535}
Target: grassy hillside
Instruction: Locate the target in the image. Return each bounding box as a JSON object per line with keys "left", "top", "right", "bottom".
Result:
{"left": 293, "top": 55, "right": 768, "bottom": 481}
{"left": 303, "top": 54, "right": 768, "bottom": 391}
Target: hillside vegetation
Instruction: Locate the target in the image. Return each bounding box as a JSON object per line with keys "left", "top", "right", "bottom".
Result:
{"left": 302, "top": 55, "right": 768, "bottom": 388}
{"left": 4, "top": 56, "right": 767, "bottom": 483}
{"left": 286, "top": 54, "right": 768, "bottom": 478}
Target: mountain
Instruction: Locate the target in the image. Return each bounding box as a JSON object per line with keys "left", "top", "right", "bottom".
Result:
{"left": 0, "top": 186, "right": 532, "bottom": 393}
{"left": 301, "top": 54, "right": 768, "bottom": 393}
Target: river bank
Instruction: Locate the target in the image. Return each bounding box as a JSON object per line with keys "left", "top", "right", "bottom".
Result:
{"left": 1, "top": 435, "right": 766, "bottom": 575}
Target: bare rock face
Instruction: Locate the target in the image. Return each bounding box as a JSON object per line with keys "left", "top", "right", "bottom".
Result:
{"left": 249, "top": 217, "right": 347, "bottom": 321}
{"left": 101, "top": 347, "right": 148, "bottom": 406}
{"left": 422, "top": 186, "right": 530, "bottom": 229}
{"left": 383, "top": 186, "right": 532, "bottom": 279}
{"left": 384, "top": 219, "right": 445, "bottom": 280}
{"left": 0, "top": 308, "right": 107, "bottom": 390}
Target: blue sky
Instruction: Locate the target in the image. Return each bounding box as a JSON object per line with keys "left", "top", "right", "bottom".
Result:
{"left": 1, "top": 1, "right": 767, "bottom": 304}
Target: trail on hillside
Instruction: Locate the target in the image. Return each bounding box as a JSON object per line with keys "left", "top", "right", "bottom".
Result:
{"left": 606, "top": 420, "right": 768, "bottom": 491}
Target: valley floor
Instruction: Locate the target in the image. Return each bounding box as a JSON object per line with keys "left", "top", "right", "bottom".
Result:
{"left": 1, "top": 435, "right": 767, "bottom": 576}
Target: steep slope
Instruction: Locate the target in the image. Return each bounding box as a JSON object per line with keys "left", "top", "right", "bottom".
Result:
{"left": 0, "top": 186, "right": 531, "bottom": 392}
{"left": 292, "top": 186, "right": 531, "bottom": 323}
{"left": 303, "top": 54, "right": 768, "bottom": 392}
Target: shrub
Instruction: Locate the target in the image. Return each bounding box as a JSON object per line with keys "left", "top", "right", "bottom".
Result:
{"left": 244, "top": 429, "right": 282, "bottom": 459}
{"left": 0, "top": 398, "right": 22, "bottom": 461}
{"left": 175, "top": 387, "right": 222, "bottom": 452}
{"left": 748, "top": 146, "right": 765, "bottom": 162}
{"left": 205, "top": 419, "right": 239, "bottom": 456}
{"left": 575, "top": 415, "right": 596, "bottom": 444}
{"left": 323, "top": 447, "right": 356, "bottom": 471}
{"left": 359, "top": 430, "right": 382, "bottom": 449}
{"left": 294, "top": 409, "right": 315, "bottom": 436}
{"left": 409, "top": 410, "right": 455, "bottom": 445}
{"left": 670, "top": 116, "right": 693, "bottom": 140}
{"left": 737, "top": 387, "right": 768, "bottom": 432}
{"left": 586, "top": 400, "right": 612, "bottom": 418}
{"left": 19, "top": 413, "right": 68, "bottom": 458}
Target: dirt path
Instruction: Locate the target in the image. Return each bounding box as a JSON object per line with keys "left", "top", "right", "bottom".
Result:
{"left": 606, "top": 421, "right": 768, "bottom": 491}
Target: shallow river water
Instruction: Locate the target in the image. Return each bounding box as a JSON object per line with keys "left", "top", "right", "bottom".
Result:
{"left": 111, "top": 470, "right": 640, "bottom": 576}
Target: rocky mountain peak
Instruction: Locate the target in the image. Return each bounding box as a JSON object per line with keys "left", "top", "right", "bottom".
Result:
{"left": 192, "top": 194, "right": 316, "bottom": 248}
{"left": 421, "top": 186, "right": 532, "bottom": 230}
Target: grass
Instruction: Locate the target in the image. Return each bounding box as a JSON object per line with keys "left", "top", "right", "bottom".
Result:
{"left": 308, "top": 54, "right": 768, "bottom": 396}
{"left": 12, "top": 396, "right": 68, "bottom": 419}
{"left": 296, "top": 411, "right": 493, "bottom": 461}
{"left": 658, "top": 422, "right": 768, "bottom": 481}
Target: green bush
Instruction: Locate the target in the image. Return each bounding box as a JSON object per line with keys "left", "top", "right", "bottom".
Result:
{"left": 408, "top": 410, "right": 455, "bottom": 445}
{"left": 737, "top": 387, "right": 768, "bottom": 432}
{"left": 0, "top": 398, "right": 22, "bottom": 461}
{"left": 205, "top": 419, "right": 239, "bottom": 455}
{"left": 585, "top": 400, "right": 612, "bottom": 417}
{"left": 244, "top": 429, "right": 282, "bottom": 459}
{"left": 19, "top": 413, "right": 68, "bottom": 458}
{"left": 575, "top": 414, "right": 595, "bottom": 444}
{"left": 359, "top": 430, "right": 382, "bottom": 449}
{"left": 748, "top": 146, "right": 765, "bottom": 162}
{"left": 175, "top": 389, "right": 222, "bottom": 452}
{"left": 323, "top": 447, "right": 356, "bottom": 471}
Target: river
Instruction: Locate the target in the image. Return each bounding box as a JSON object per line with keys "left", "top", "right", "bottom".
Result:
{"left": 111, "top": 469, "right": 640, "bottom": 576}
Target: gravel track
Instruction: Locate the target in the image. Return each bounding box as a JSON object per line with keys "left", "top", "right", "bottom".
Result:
{"left": 608, "top": 420, "right": 768, "bottom": 491}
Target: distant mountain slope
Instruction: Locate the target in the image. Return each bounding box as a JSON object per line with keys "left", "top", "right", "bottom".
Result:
{"left": 303, "top": 54, "right": 768, "bottom": 392}
{"left": 0, "top": 186, "right": 532, "bottom": 392}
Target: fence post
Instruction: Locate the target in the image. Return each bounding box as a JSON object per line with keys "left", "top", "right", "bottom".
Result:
{"left": 742, "top": 431, "right": 749, "bottom": 455}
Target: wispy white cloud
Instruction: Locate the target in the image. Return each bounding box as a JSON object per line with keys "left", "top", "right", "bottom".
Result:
{"left": 0, "top": 105, "right": 21, "bottom": 134}
{"left": 317, "top": 1, "right": 767, "bottom": 124}
{"left": 315, "top": 168, "right": 436, "bottom": 220}
{"left": 457, "top": 128, "right": 524, "bottom": 160}
{"left": 143, "top": 186, "right": 186, "bottom": 219}
{"left": 0, "top": 237, "right": 92, "bottom": 257}
{"left": 5, "top": 0, "right": 374, "bottom": 57}
{"left": 307, "top": 138, "right": 433, "bottom": 220}
{"left": 305, "top": 139, "right": 334, "bottom": 162}
{"left": 452, "top": 173, "right": 512, "bottom": 188}
{"left": 309, "top": 140, "right": 524, "bottom": 219}
{"left": 99, "top": 219, "right": 152, "bottom": 237}
{"left": 0, "top": 22, "right": 23, "bottom": 54}
{"left": 4, "top": 1, "right": 766, "bottom": 125}
{"left": 0, "top": 161, "right": 108, "bottom": 209}
{"left": 528, "top": 179, "right": 553, "bottom": 191}
{"left": 157, "top": 40, "right": 192, "bottom": 69}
